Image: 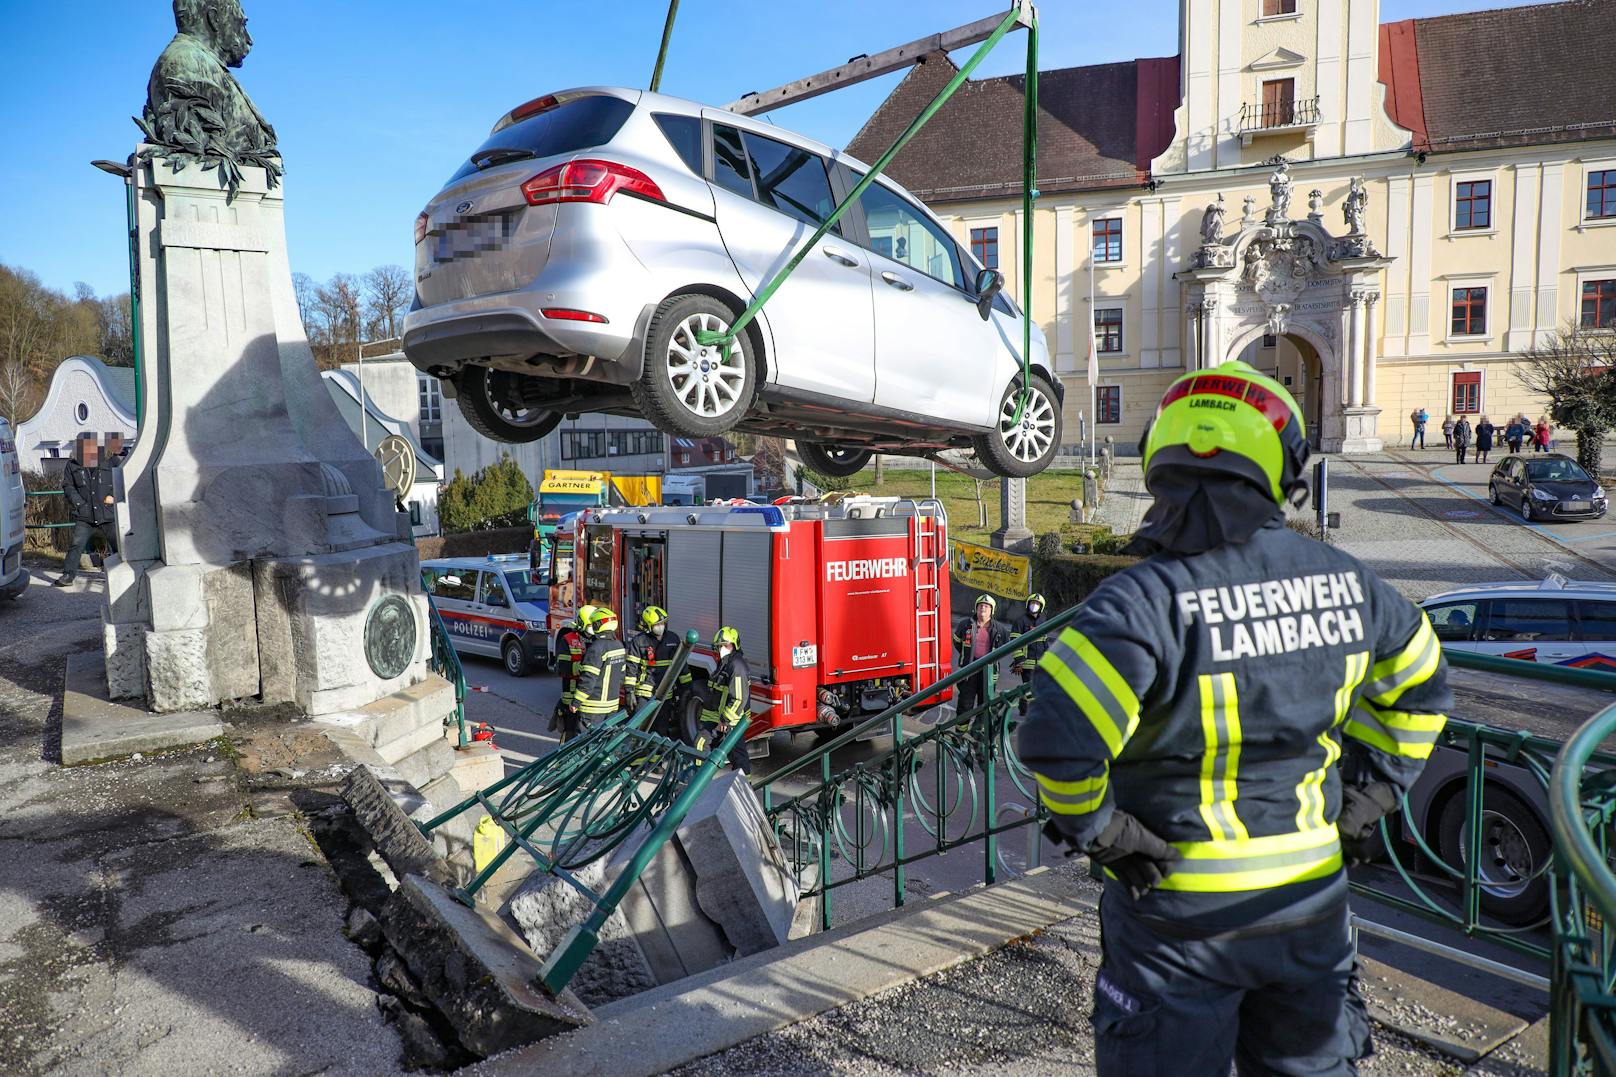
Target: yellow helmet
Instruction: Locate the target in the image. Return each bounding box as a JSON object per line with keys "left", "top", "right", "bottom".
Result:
{"left": 586, "top": 606, "right": 619, "bottom": 635}
{"left": 573, "top": 604, "right": 597, "bottom": 631}
{"left": 640, "top": 605, "right": 668, "bottom": 630}
{"left": 712, "top": 625, "right": 740, "bottom": 649}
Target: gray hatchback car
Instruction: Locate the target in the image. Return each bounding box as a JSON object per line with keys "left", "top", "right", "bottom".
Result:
{"left": 403, "top": 87, "right": 1060, "bottom": 478}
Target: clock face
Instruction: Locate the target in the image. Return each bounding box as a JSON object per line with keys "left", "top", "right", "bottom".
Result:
{"left": 365, "top": 594, "right": 417, "bottom": 680}
{"left": 375, "top": 434, "right": 416, "bottom": 499}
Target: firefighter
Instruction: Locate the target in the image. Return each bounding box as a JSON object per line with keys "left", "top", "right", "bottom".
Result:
{"left": 952, "top": 594, "right": 1011, "bottom": 720}
{"left": 551, "top": 605, "right": 595, "bottom": 738}
{"left": 565, "top": 606, "right": 627, "bottom": 741}
{"left": 694, "top": 626, "right": 751, "bottom": 774}
{"left": 1009, "top": 592, "right": 1049, "bottom": 716}
{"left": 1018, "top": 360, "right": 1452, "bottom": 1075}
{"left": 624, "top": 605, "right": 691, "bottom": 734}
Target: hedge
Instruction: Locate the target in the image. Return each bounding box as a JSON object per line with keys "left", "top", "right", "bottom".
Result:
{"left": 415, "top": 525, "right": 530, "bottom": 562}
{"left": 1031, "top": 546, "right": 1140, "bottom": 613}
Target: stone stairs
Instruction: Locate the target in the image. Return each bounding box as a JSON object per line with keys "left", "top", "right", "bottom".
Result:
{"left": 314, "top": 673, "right": 470, "bottom": 824}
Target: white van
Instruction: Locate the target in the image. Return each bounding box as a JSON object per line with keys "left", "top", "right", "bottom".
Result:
{"left": 421, "top": 554, "right": 550, "bottom": 675}
{"left": 0, "top": 418, "right": 28, "bottom": 600}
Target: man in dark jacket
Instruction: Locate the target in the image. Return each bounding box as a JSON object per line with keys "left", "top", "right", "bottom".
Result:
{"left": 1019, "top": 360, "right": 1450, "bottom": 1075}
{"left": 567, "top": 606, "right": 627, "bottom": 742}
{"left": 55, "top": 436, "right": 118, "bottom": 587}
{"left": 1010, "top": 592, "right": 1050, "bottom": 715}
{"left": 694, "top": 626, "right": 752, "bottom": 773}
{"left": 953, "top": 594, "right": 1012, "bottom": 719}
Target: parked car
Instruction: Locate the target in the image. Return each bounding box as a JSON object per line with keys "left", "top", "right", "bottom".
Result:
{"left": 0, "top": 418, "right": 28, "bottom": 601}
{"left": 1419, "top": 576, "right": 1616, "bottom": 670}
{"left": 422, "top": 554, "right": 550, "bottom": 676}
{"left": 1487, "top": 453, "right": 1607, "bottom": 522}
{"left": 402, "top": 87, "right": 1060, "bottom": 478}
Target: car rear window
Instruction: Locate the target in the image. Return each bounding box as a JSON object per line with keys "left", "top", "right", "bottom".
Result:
{"left": 654, "top": 113, "right": 703, "bottom": 174}
{"left": 740, "top": 131, "right": 839, "bottom": 230}
{"left": 448, "top": 95, "right": 635, "bottom": 183}
{"left": 1580, "top": 601, "right": 1616, "bottom": 640}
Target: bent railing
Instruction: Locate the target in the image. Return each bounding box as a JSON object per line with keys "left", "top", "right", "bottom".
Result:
{"left": 424, "top": 596, "right": 468, "bottom": 747}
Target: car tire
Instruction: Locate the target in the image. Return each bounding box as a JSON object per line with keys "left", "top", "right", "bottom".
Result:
{"left": 1488, "top": 483, "right": 1501, "bottom": 506}
{"left": 635, "top": 294, "right": 755, "bottom": 438}
{"left": 1520, "top": 498, "right": 1533, "bottom": 522}
{"left": 502, "top": 638, "right": 530, "bottom": 677}
{"left": 973, "top": 372, "right": 1063, "bottom": 478}
{"left": 455, "top": 366, "right": 563, "bottom": 444}
{"left": 1435, "top": 786, "right": 1550, "bottom": 926}
{"left": 798, "top": 442, "right": 873, "bottom": 479}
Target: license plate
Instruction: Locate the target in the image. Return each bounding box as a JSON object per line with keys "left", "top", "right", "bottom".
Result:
{"left": 792, "top": 643, "right": 817, "bottom": 669}
{"left": 1568, "top": 501, "right": 1590, "bottom": 510}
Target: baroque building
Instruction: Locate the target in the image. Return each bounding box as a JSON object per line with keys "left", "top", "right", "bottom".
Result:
{"left": 848, "top": 0, "right": 1615, "bottom": 452}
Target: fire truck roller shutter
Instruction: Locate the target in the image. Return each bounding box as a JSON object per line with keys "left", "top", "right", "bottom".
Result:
{"left": 720, "top": 530, "right": 773, "bottom": 676}
{"left": 823, "top": 517, "right": 910, "bottom": 539}
{"left": 668, "top": 531, "right": 722, "bottom": 653}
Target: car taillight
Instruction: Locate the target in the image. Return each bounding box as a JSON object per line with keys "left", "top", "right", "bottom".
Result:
{"left": 541, "top": 308, "right": 608, "bottom": 323}
{"left": 520, "top": 160, "right": 665, "bottom": 207}
{"left": 414, "top": 212, "right": 429, "bottom": 244}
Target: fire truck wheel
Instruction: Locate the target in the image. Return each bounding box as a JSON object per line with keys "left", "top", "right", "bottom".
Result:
{"left": 797, "top": 442, "right": 873, "bottom": 479}
{"left": 635, "top": 294, "right": 755, "bottom": 438}
{"left": 679, "top": 693, "right": 705, "bottom": 747}
{"left": 454, "top": 366, "right": 563, "bottom": 444}
{"left": 973, "top": 372, "right": 1063, "bottom": 478}
{"left": 501, "top": 638, "right": 530, "bottom": 677}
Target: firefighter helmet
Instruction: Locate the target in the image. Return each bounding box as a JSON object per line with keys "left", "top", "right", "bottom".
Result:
{"left": 1141, "top": 359, "right": 1310, "bottom": 506}
{"left": 1027, "top": 593, "right": 1046, "bottom": 609}
{"left": 573, "top": 605, "right": 596, "bottom": 631}
{"left": 639, "top": 605, "right": 668, "bottom": 630}
{"left": 973, "top": 594, "right": 997, "bottom": 615}
{"left": 712, "top": 625, "right": 740, "bottom": 650}
{"left": 585, "top": 606, "right": 618, "bottom": 635}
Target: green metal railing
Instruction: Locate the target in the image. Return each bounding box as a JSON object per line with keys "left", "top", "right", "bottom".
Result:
{"left": 754, "top": 605, "right": 1079, "bottom": 929}
{"left": 424, "top": 595, "right": 469, "bottom": 747}
{"left": 24, "top": 489, "right": 71, "bottom": 530}
{"left": 412, "top": 631, "right": 752, "bottom": 994}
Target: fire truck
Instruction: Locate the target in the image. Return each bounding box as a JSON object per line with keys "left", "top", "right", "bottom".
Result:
{"left": 539, "top": 497, "right": 951, "bottom": 747}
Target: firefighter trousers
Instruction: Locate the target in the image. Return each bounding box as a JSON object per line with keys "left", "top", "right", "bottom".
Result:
{"left": 1092, "top": 890, "right": 1371, "bottom": 1076}
{"left": 694, "top": 721, "right": 751, "bottom": 775}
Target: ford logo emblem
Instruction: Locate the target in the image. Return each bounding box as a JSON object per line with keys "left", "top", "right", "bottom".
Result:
{"left": 455, "top": 199, "right": 474, "bottom": 214}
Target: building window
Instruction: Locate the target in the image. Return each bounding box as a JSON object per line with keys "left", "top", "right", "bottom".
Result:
{"left": 417, "top": 375, "right": 442, "bottom": 423}
{"left": 1092, "top": 218, "right": 1122, "bottom": 264}
{"left": 969, "top": 226, "right": 999, "bottom": 270}
{"left": 561, "top": 430, "right": 606, "bottom": 461}
{"left": 1451, "top": 287, "right": 1488, "bottom": 337}
{"left": 1262, "top": 0, "right": 1297, "bottom": 15}
{"left": 75, "top": 402, "right": 89, "bottom": 423}
{"left": 1588, "top": 169, "right": 1616, "bottom": 220}
{"left": 1094, "top": 308, "right": 1124, "bottom": 354}
{"left": 1455, "top": 180, "right": 1492, "bottom": 230}
{"left": 676, "top": 452, "right": 690, "bottom": 466}
{"left": 608, "top": 430, "right": 662, "bottom": 456}
{"left": 1096, "top": 386, "right": 1122, "bottom": 424}
{"left": 1452, "top": 372, "right": 1481, "bottom": 414}
{"left": 1583, "top": 280, "right": 1616, "bottom": 329}
{"left": 1262, "top": 332, "right": 1277, "bottom": 348}
{"left": 408, "top": 501, "right": 423, "bottom": 526}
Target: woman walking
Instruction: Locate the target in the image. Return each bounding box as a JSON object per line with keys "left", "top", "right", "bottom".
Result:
{"left": 1442, "top": 415, "right": 1456, "bottom": 449}
{"left": 1454, "top": 415, "right": 1473, "bottom": 464}
{"left": 1535, "top": 417, "right": 1552, "bottom": 453}
{"left": 1475, "top": 416, "right": 1495, "bottom": 464}
{"left": 1504, "top": 416, "right": 1525, "bottom": 455}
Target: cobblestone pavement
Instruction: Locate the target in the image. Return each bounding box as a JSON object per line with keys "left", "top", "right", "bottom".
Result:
{"left": 0, "top": 566, "right": 405, "bottom": 1075}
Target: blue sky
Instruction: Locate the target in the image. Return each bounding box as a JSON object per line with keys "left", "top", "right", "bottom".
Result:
{"left": 0, "top": 0, "right": 1542, "bottom": 297}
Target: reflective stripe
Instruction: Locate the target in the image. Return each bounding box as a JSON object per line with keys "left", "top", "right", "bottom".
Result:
{"left": 1196, "top": 673, "right": 1248, "bottom": 842}
{"left": 1037, "top": 629, "right": 1140, "bottom": 757}
{"left": 577, "top": 664, "right": 601, "bottom": 676}
{"left": 578, "top": 701, "right": 618, "bottom": 715}
{"left": 1363, "top": 615, "right": 1440, "bottom": 705}
{"left": 1296, "top": 651, "right": 1367, "bottom": 831}
{"left": 1035, "top": 769, "right": 1108, "bottom": 815}
{"left": 1150, "top": 827, "right": 1344, "bottom": 892}
{"left": 1343, "top": 709, "right": 1444, "bottom": 759}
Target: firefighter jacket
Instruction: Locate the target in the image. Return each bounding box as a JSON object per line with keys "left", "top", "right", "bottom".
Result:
{"left": 624, "top": 630, "right": 657, "bottom": 701}
{"left": 572, "top": 635, "right": 626, "bottom": 718}
{"left": 1017, "top": 520, "right": 1452, "bottom": 933}
{"left": 699, "top": 651, "right": 750, "bottom": 730}
{"left": 953, "top": 617, "right": 1012, "bottom": 667}
{"left": 1010, "top": 609, "right": 1050, "bottom": 670}
{"left": 63, "top": 461, "right": 116, "bottom": 526}
{"left": 557, "top": 626, "right": 586, "bottom": 704}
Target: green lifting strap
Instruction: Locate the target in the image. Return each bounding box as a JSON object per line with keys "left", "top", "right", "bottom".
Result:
{"left": 695, "top": 3, "right": 1040, "bottom": 427}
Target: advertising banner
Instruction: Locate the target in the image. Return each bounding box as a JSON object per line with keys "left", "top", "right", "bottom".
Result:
{"left": 949, "top": 538, "right": 1031, "bottom": 600}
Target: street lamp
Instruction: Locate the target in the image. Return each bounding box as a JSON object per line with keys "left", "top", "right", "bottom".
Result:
{"left": 355, "top": 335, "right": 401, "bottom": 452}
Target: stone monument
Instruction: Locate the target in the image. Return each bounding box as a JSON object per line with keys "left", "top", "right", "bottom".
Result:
{"left": 102, "top": 1, "right": 448, "bottom": 746}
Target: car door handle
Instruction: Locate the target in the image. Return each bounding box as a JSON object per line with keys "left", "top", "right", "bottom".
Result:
{"left": 822, "top": 246, "right": 858, "bottom": 267}
{"left": 881, "top": 271, "right": 914, "bottom": 291}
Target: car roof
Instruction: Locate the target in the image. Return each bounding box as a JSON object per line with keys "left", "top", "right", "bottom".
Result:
{"left": 1421, "top": 578, "right": 1616, "bottom": 603}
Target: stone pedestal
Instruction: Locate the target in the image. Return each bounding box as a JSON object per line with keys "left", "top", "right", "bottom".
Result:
{"left": 992, "top": 477, "right": 1034, "bottom": 553}
{"left": 1338, "top": 406, "right": 1384, "bottom": 454}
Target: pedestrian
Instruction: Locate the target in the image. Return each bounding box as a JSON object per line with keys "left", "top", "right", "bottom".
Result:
{"left": 55, "top": 435, "right": 119, "bottom": 587}
{"left": 1019, "top": 358, "right": 1451, "bottom": 1075}
{"left": 1010, "top": 592, "right": 1050, "bottom": 716}
{"left": 694, "top": 626, "right": 753, "bottom": 773}
{"left": 1535, "top": 417, "right": 1552, "bottom": 453}
{"left": 953, "top": 594, "right": 1013, "bottom": 719}
{"left": 1453, "top": 415, "right": 1472, "bottom": 464}
{"left": 1475, "top": 416, "right": 1495, "bottom": 464}
{"left": 1441, "top": 414, "right": 1456, "bottom": 449}
{"left": 1504, "top": 416, "right": 1525, "bottom": 455}
{"left": 565, "top": 606, "right": 626, "bottom": 742}
{"left": 1409, "top": 407, "right": 1428, "bottom": 450}
{"left": 548, "top": 607, "right": 591, "bottom": 735}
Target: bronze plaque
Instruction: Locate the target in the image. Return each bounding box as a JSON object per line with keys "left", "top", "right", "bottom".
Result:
{"left": 364, "top": 594, "right": 417, "bottom": 680}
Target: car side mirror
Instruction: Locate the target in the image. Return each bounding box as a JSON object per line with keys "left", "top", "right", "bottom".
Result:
{"left": 974, "top": 268, "right": 1004, "bottom": 321}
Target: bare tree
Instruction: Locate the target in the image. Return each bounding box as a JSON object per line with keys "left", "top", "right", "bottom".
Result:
{"left": 1515, "top": 321, "right": 1616, "bottom": 475}
{"left": 363, "top": 264, "right": 412, "bottom": 343}
{"left": 312, "top": 273, "right": 363, "bottom": 367}
{"left": 0, "top": 359, "right": 37, "bottom": 425}
{"left": 96, "top": 294, "right": 134, "bottom": 366}
{"left": 292, "top": 272, "right": 318, "bottom": 340}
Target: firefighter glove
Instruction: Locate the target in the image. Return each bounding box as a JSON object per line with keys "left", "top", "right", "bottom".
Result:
{"left": 1073, "top": 811, "right": 1183, "bottom": 900}
{"left": 1337, "top": 781, "right": 1400, "bottom": 865}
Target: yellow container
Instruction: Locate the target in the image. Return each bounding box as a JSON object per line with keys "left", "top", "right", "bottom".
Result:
{"left": 473, "top": 815, "right": 507, "bottom": 874}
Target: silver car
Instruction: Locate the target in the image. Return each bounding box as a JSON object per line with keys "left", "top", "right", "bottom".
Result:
{"left": 403, "top": 87, "right": 1061, "bottom": 478}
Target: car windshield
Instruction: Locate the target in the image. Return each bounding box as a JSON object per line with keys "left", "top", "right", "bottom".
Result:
{"left": 1526, "top": 458, "right": 1590, "bottom": 483}
{"left": 448, "top": 95, "right": 635, "bottom": 184}
{"left": 504, "top": 570, "right": 547, "bottom": 604}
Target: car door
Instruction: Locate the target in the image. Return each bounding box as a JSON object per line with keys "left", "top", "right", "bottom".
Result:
{"left": 1422, "top": 599, "right": 1481, "bottom": 652}
{"left": 699, "top": 115, "right": 875, "bottom": 404}
{"left": 852, "top": 180, "right": 1002, "bottom": 428}
{"left": 476, "top": 570, "right": 516, "bottom": 653}
{"left": 1474, "top": 596, "right": 1583, "bottom": 664}
{"left": 430, "top": 570, "right": 485, "bottom": 655}
{"left": 1503, "top": 459, "right": 1526, "bottom": 508}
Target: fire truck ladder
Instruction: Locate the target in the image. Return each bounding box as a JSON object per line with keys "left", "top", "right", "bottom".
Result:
{"left": 910, "top": 499, "right": 947, "bottom": 688}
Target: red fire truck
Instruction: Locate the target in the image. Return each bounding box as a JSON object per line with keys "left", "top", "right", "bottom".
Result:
{"left": 540, "top": 497, "right": 951, "bottom": 747}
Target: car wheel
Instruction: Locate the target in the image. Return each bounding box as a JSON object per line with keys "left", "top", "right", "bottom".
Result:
{"left": 501, "top": 638, "right": 530, "bottom": 677}
{"left": 1520, "top": 497, "right": 1533, "bottom": 522}
{"left": 634, "top": 294, "right": 755, "bottom": 437}
{"left": 1435, "top": 786, "right": 1550, "bottom": 926}
{"left": 454, "top": 366, "right": 563, "bottom": 444}
{"left": 1488, "top": 483, "right": 1501, "bottom": 506}
{"left": 798, "top": 442, "right": 873, "bottom": 479}
{"left": 973, "top": 373, "right": 1063, "bottom": 478}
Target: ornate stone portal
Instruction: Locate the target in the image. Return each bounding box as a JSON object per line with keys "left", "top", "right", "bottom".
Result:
{"left": 1183, "top": 157, "right": 1392, "bottom": 453}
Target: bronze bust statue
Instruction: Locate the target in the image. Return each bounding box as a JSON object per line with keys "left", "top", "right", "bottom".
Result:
{"left": 137, "top": 0, "right": 282, "bottom": 199}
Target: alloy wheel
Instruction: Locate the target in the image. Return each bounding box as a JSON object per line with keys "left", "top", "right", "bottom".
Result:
{"left": 1520, "top": 498, "right": 1533, "bottom": 522}
{"left": 997, "top": 382, "right": 1057, "bottom": 464}
{"left": 666, "top": 312, "right": 747, "bottom": 420}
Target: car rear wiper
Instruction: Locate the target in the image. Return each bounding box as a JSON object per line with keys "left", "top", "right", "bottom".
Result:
{"left": 471, "top": 147, "right": 537, "bottom": 170}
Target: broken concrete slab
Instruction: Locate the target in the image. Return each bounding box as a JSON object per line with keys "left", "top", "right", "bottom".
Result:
{"left": 1361, "top": 956, "right": 1530, "bottom": 1064}
{"left": 681, "top": 772, "right": 798, "bottom": 956}
{"left": 379, "top": 874, "right": 592, "bottom": 1058}
{"left": 60, "top": 652, "right": 224, "bottom": 765}
{"left": 1464, "top": 1013, "right": 1549, "bottom": 1074}
{"left": 341, "top": 764, "right": 452, "bottom": 886}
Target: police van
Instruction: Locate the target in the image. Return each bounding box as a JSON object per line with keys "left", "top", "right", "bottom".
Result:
{"left": 421, "top": 553, "right": 549, "bottom": 676}
{"left": 0, "top": 418, "right": 27, "bottom": 601}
